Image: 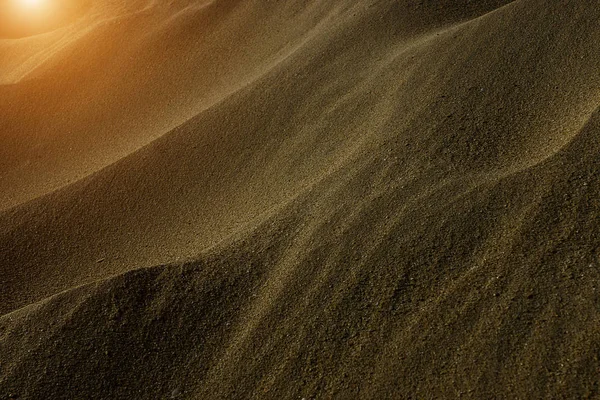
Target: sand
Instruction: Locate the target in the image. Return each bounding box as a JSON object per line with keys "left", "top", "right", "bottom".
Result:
{"left": 1, "top": 0, "right": 600, "bottom": 398}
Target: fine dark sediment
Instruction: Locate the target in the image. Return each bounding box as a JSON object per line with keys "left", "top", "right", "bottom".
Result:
{"left": 1, "top": 0, "right": 600, "bottom": 398}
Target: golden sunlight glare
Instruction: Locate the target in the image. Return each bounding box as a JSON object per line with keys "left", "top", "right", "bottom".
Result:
{"left": 16, "top": 0, "right": 48, "bottom": 11}
{"left": 21, "top": 0, "right": 42, "bottom": 7}
{"left": 4, "top": 0, "right": 62, "bottom": 38}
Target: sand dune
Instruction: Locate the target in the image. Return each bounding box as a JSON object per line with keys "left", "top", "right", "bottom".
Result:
{"left": 1, "top": 0, "right": 600, "bottom": 398}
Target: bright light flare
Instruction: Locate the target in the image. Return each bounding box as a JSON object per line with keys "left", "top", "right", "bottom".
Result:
{"left": 21, "top": 0, "right": 44, "bottom": 7}
{"left": 12, "top": 0, "right": 50, "bottom": 13}
{"left": 3, "top": 0, "right": 67, "bottom": 38}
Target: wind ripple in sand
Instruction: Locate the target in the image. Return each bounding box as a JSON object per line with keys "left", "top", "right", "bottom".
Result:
{"left": 1, "top": 0, "right": 600, "bottom": 398}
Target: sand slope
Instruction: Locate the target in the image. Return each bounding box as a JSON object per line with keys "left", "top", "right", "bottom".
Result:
{"left": 1, "top": 0, "right": 600, "bottom": 398}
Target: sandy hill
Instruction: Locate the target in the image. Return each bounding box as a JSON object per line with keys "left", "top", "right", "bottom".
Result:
{"left": 1, "top": 0, "right": 600, "bottom": 398}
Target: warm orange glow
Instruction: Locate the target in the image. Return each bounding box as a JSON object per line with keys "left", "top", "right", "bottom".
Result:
{"left": 18, "top": 0, "right": 46, "bottom": 9}
{"left": 2, "top": 0, "right": 78, "bottom": 38}
{"left": 12, "top": 0, "right": 50, "bottom": 15}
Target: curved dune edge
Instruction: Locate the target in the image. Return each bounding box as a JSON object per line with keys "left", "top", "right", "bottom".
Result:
{"left": 2, "top": 0, "right": 600, "bottom": 398}
{"left": 2, "top": 107, "right": 600, "bottom": 397}
{"left": 0, "top": 0, "right": 518, "bottom": 211}
{"left": 0, "top": 0, "right": 348, "bottom": 210}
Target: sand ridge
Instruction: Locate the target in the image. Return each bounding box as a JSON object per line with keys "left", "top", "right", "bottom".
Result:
{"left": 1, "top": 0, "right": 600, "bottom": 398}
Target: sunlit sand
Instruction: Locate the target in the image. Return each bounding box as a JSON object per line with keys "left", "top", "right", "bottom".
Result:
{"left": 1, "top": 1, "right": 600, "bottom": 398}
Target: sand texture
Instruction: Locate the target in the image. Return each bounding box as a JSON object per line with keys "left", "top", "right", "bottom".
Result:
{"left": 1, "top": 0, "right": 600, "bottom": 398}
